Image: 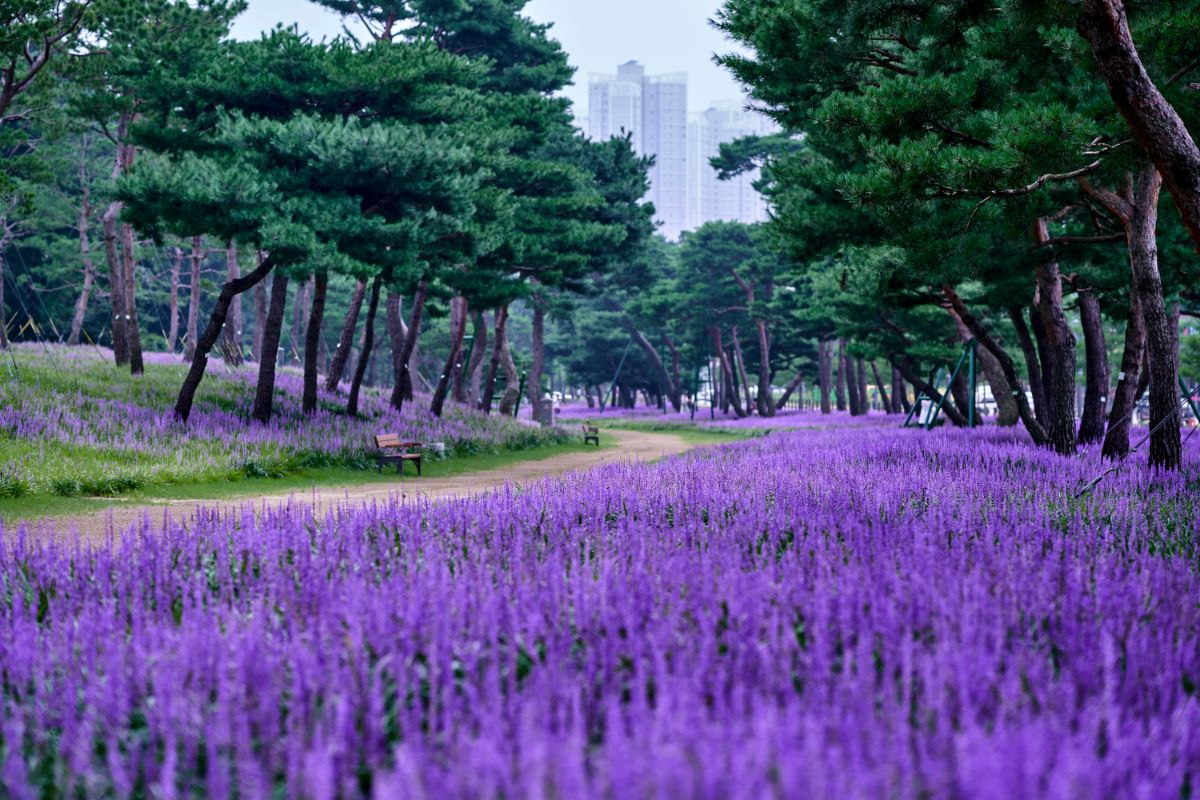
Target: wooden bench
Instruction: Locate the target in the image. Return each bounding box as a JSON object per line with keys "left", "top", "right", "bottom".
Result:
{"left": 375, "top": 434, "right": 422, "bottom": 475}
{"left": 582, "top": 425, "right": 600, "bottom": 447}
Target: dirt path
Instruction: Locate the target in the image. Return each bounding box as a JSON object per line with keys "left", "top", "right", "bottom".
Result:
{"left": 14, "top": 428, "right": 696, "bottom": 545}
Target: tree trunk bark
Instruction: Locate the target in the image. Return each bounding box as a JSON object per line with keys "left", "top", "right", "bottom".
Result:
{"left": 302, "top": 270, "right": 328, "bottom": 414}
{"left": 835, "top": 338, "right": 847, "bottom": 411}
{"left": 857, "top": 358, "right": 869, "bottom": 412}
{"left": 713, "top": 327, "right": 745, "bottom": 417}
{"left": 942, "top": 285, "right": 1049, "bottom": 444}
{"left": 732, "top": 327, "right": 754, "bottom": 413}
{"left": 664, "top": 335, "right": 684, "bottom": 412}
{"left": 947, "top": 307, "right": 1018, "bottom": 425}
{"left": 431, "top": 295, "right": 468, "bottom": 417}
{"left": 324, "top": 278, "right": 366, "bottom": 392}
{"left": 481, "top": 306, "right": 508, "bottom": 414}
{"left": 1079, "top": 0, "right": 1200, "bottom": 253}
{"left": 252, "top": 270, "right": 289, "bottom": 424}
{"left": 390, "top": 279, "right": 429, "bottom": 411}
{"left": 893, "top": 355, "right": 969, "bottom": 427}
{"left": 385, "top": 290, "right": 405, "bottom": 381}
{"left": 252, "top": 253, "right": 267, "bottom": 362}
{"left": 527, "top": 303, "right": 546, "bottom": 410}
{"left": 870, "top": 361, "right": 891, "bottom": 413}
{"left": 1104, "top": 290, "right": 1146, "bottom": 459}
{"left": 497, "top": 312, "right": 521, "bottom": 416}
{"left": 630, "top": 326, "right": 679, "bottom": 411}
{"left": 102, "top": 202, "right": 128, "bottom": 364}
{"left": 892, "top": 365, "right": 910, "bottom": 414}
{"left": 120, "top": 223, "right": 144, "bottom": 374}
{"left": 290, "top": 277, "right": 309, "bottom": 366}
{"left": 1076, "top": 288, "right": 1110, "bottom": 444}
{"left": 68, "top": 150, "right": 96, "bottom": 347}
{"left": 776, "top": 372, "right": 805, "bottom": 410}
{"left": 347, "top": 276, "right": 382, "bottom": 418}
{"left": 755, "top": 319, "right": 775, "bottom": 417}
{"left": 1033, "top": 219, "right": 1078, "bottom": 455}
{"left": 1008, "top": 306, "right": 1047, "bottom": 424}
{"left": 221, "top": 241, "right": 243, "bottom": 366}
{"left": 463, "top": 310, "right": 488, "bottom": 406}
{"left": 819, "top": 338, "right": 833, "bottom": 414}
{"left": 165, "top": 247, "right": 181, "bottom": 352}
{"left": 174, "top": 255, "right": 276, "bottom": 423}
{"left": 185, "top": 236, "right": 203, "bottom": 362}
{"left": 846, "top": 351, "right": 863, "bottom": 416}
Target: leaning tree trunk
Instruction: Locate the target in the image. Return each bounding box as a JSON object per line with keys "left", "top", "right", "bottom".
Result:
{"left": 463, "top": 310, "right": 489, "bottom": 406}
{"left": 68, "top": 149, "right": 96, "bottom": 347}
{"left": 942, "top": 285, "right": 1049, "bottom": 445}
{"left": 664, "top": 335, "right": 684, "bottom": 412}
{"left": 302, "top": 270, "right": 328, "bottom": 414}
{"left": 1033, "top": 218, "right": 1079, "bottom": 455}
{"left": 870, "top": 361, "right": 891, "bottom": 414}
{"left": 347, "top": 276, "right": 382, "bottom": 418}
{"left": 777, "top": 372, "right": 806, "bottom": 410}
{"left": 431, "top": 295, "right": 469, "bottom": 417}
{"left": 221, "top": 241, "right": 243, "bottom": 366}
{"left": 174, "top": 256, "right": 276, "bottom": 423}
{"left": 1077, "top": 287, "right": 1110, "bottom": 444}
{"left": 481, "top": 306, "right": 508, "bottom": 414}
{"left": 630, "top": 326, "right": 680, "bottom": 412}
{"left": 1104, "top": 292, "right": 1145, "bottom": 459}
{"left": 324, "top": 278, "right": 366, "bottom": 393}
{"left": 497, "top": 314, "right": 521, "bottom": 417}
{"left": 947, "top": 306, "right": 1018, "bottom": 426}
{"left": 120, "top": 224, "right": 144, "bottom": 375}
{"left": 713, "top": 326, "right": 745, "bottom": 418}
{"left": 835, "top": 338, "right": 848, "bottom": 411}
{"left": 185, "top": 237, "right": 203, "bottom": 362}
{"left": 390, "top": 280, "right": 429, "bottom": 411}
{"left": 1008, "top": 306, "right": 1048, "bottom": 425}
{"left": 819, "top": 339, "right": 833, "bottom": 414}
{"left": 732, "top": 327, "right": 755, "bottom": 413}
{"left": 1079, "top": 0, "right": 1200, "bottom": 253}
{"left": 252, "top": 270, "right": 290, "bottom": 425}
{"left": 102, "top": 203, "right": 128, "bottom": 364}
{"left": 892, "top": 365, "right": 910, "bottom": 414}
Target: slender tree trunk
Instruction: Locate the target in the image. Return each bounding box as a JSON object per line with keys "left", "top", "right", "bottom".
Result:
{"left": 119, "top": 224, "right": 143, "bottom": 374}
{"left": 835, "top": 338, "right": 847, "bottom": 411}
{"left": 252, "top": 254, "right": 267, "bottom": 362}
{"left": 947, "top": 307, "right": 1017, "bottom": 425}
{"left": 732, "top": 327, "right": 754, "bottom": 413}
{"left": 857, "top": 358, "right": 869, "bottom": 412}
{"left": 165, "top": 247, "right": 181, "bottom": 352}
{"left": 390, "top": 279, "right": 429, "bottom": 411}
{"left": 819, "top": 339, "right": 833, "bottom": 414}
{"left": 870, "top": 361, "right": 891, "bottom": 413}
{"left": 463, "top": 310, "right": 488, "bottom": 406}
{"left": 481, "top": 306, "right": 508, "bottom": 414}
{"left": 290, "top": 278, "right": 309, "bottom": 366}
{"left": 755, "top": 319, "right": 775, "bottom": 417}
{"left": 68, "top": 149, "right": 96, "bottom": 347}
{"left": 949, "top": 367, "right": 973, "bottom": 422}
{"left": 777, "top": 372, "right": 805, "bottom": 410}
{"left": 102, "top": 203, "right": 128, "bottom": 363}
{"left": 174, "top": 256, "right": 276, "bottom": 423}
{"left": 252, "top": 270, "right": 290, "bottom": 424}
{"left": 185, "top": 237, "right": 203, "bottom": 361}
{"left": 1076, "top": 288, "right": 1110, "bottom": 444}
{"left": 663, "top": 335, "right": 684, "bottom": 411}
{"left": 893, "top": 355, "right": 969, "bottom": 427}
{"left": 942, "top": 285, "right": 1049, "bottom": 444}
{"left": 1032, "top": 221, "right": 1078, "bottom": 455}
{"left": 1104, "top": 293, "right": 1146, "bottom": 459}
{"left": 385, "top": 290, "right": 405, "bottom": 380}
{"left": 712, "top": 326, "right": 745, "bottom": 417}
{"left": 525, "top": 303, "right": 546, "bottom": 410}
{"left": 222, "top": 241, "right": 243, "bottom": 366}
{"left": 302, "top": 270, "right": 328, "bottom": 414}
{"left": 630, "top": 326, "right": 679, "bottom": 411}
{"left": 1008, "top": 306, "right": 1047, "bottom": 424}
{"left": 1028, "top": 300, "right": 1054, "bottom": 424}
{"left": 846, "top": 352, "right": 863, "bottom": 415}
{"left": 1079, "top": 0, "right": 1200, "bottom": 253}
{"left": 892, "top": 365, "right": 911, "bottom": 414}
{"left": 431, "top": 295, "right": 469, "bottom": 417}
{"left": 347, "top": 276, "right": 382, "bottom": 418}
{"left": 324, "top": 278, "right": 366, "bottom": 392}
{"left": 498, "top": 314, "right": 521, "bottom": 416}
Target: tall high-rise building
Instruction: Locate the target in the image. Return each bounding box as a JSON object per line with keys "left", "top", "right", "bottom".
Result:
{"left": 687, "top": 101, "right": 778, "bottom": 229}
{"left": 589, "top": 62, "right": 689, "bottom": 240}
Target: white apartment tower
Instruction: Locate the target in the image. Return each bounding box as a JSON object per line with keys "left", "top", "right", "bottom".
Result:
{"left": 589, "top": 62, "right": 689, "bottom": 240}
{"left": 686, "top": 101, "right": 777, "bottom": 229}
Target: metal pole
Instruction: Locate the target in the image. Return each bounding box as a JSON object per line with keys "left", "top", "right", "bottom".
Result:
{"left": 927, "top": 348, "right": 970, "bottom": 431}
{"left": 605, "top": 340, "right": 633, "bottom": 411}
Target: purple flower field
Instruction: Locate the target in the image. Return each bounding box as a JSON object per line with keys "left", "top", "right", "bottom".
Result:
{"left": 2, "top": 425, "right": 1197, "bottom": 798}
{"left": 0, "top": 346, "right": 568, "bottom": 496}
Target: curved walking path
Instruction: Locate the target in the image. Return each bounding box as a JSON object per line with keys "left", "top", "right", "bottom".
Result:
{"left": 13, "top": 428, "right": 697, "bottom": 546}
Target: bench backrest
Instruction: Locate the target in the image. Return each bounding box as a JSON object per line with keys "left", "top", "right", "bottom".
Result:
{"left": 583, "top": 425, "right": 599, "bottom": 434}
{"left": 376, "top": 434, "right": 421, "bottom": 450}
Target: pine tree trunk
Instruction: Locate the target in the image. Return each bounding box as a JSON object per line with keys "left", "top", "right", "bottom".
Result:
{"left": 347, "top": 276, "right": 382, "bottom": 418}
{"left": 947, "top": 307, "right": 1017, "bottom": 425}
{"left": 1104, "top": 292, "right": 1145, "bottom": 459}
{"left": 185, "top": 236, "right": 203, "bottom": 362}
{"left": 481, "top": 306, "right": 508, "bottom": 414}
{"left": 102, "top": 203, "right": 128, "bottom": 364}
{"left": 166, "top": 247, "right": 181, "bottom": 352}
{"left": 893, "top": 355, "right": 969, "bottom": 427}
{"left": 892, "top": 365, "right": 910, "bottom": 414}
{"left": 385, "top": 291, "right": 405, "bottom": 380}
{"left": 713, "top": 327, "right": 745, "bottom": 417}
{"left": 819, "top": 339, "right": 833, "bottom": 414}
{"left": 1076, "top": 288, "right": 1110, "bottom": 444}
{"left": 846, "top": 351, "right": 863, "bottom": 416}
{"left": 120, "top": 223, "right": 144, "bottom": 374}
{"left": 290, "top": 278, "right": 309, "bottom": 366}
{"left": 664, "top": 335, "right": 684, "bottom": 412}
{"left": 221, "top": 241, "right": 243, "bottom": 366}
{"left": 630, "top": 326, "right": 678, "bottom": 411}
{"left": 497, "top": 313, "right": 521, "bottom": 416}
{"left": 870, "top": 361, "right": 891, "bottom": 413}
{"left": 252, "top": 270, "right": 289, "bottom": 424}
{"left": 302, "top": 270, "right": 328, "bottom": 414}
{"left": 390, "top": 280, "right": 429, "bottom": 411}
{"left": 1007, "top": 306, "right": 1047, "bottom": 424}
{"left": 431, "top": 295, "right": 468, "bottom": 417}
{"left": 68, "top": 150, "right": 95, "bottom": 347}
{"left": 1032, "top": 222, "right": 1078, "bottom": 455}
{"left": 857, "top": 358, "right": 869, "bottom": 412}
{"left": 755, "top": 319, "right": 775, "bottom": 416}
{"left": 777, "top": 372, "right": 805, "bottom": 410}
{"left": 526, "top": 304, "right": 546, "bottom": 410}
{"left": 174, "top": 256, "right": 276, "bottom": 423}
{"left": 1028, "top": 299, "right": 1055, "bottom": 428}
{"left": 463, "top": 310, "right": 489, "bottom": 406}
{"left": 252, "top": 267, "right": 267, "bottom": 362}
{"left": 835, "top": 338, "right": 847, "bottom": 411}
{"left": 325, "top": 278, "right": 366, "bottom": 392}
{"left": 732, "top": 327, "right": 754, "bottom": 413}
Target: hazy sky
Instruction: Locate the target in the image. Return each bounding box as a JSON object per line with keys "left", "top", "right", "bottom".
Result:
{"left": 232, "top": 0, "right": 750, "bottom": 115}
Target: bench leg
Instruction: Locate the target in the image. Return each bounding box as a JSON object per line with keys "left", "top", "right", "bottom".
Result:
{"left": 416, "top": 458, "right": 422, "bottom": 476}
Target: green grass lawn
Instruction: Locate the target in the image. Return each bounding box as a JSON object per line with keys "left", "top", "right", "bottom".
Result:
{"left": 586, "top": 419, "right": 768, "bottom": 445}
